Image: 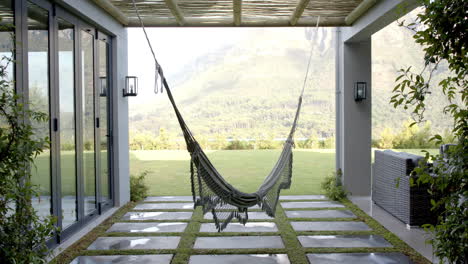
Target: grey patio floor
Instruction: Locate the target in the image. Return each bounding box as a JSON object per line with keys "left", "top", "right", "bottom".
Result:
{"left": 69, "top": 195, "right": 421, "bottom": 264}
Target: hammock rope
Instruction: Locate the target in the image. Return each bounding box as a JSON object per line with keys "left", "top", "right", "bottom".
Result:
{"left": 132, "top": 0, "right": 320, "bottom": 231}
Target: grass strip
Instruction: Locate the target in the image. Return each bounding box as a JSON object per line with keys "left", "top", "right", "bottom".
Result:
{"left": 50, "top": 202, "right": 136, "bottom": 264}
{"left": 51, "top": 197, "right": 433, "bottom": 264}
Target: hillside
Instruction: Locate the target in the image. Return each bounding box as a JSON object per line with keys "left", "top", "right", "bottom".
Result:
{"left": 128, "top": 10, "right": 453, "bottom": 142}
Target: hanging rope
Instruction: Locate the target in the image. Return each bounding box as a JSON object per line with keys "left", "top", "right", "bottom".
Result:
{"left": 301, "top": 16, "right": 321, "bottom": 96}
{"left": 131, "top": 0, "right": 164, "bottom": 94}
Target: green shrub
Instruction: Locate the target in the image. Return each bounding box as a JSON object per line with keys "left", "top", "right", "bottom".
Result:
{"left": 256, "top": 139, "right": 279, "bottom": 149}
{"left": 223, "top": 140, "right": 254, "bottom": 150}
{"left": 392, "top": 1, "right": 467, "bottom": 262}
{"left": 130, "top": 171, "right": 150, "bottom": 202}
{"left": 0, "top": 48, "right": 56, "bottom": 262}
{"left": 321, "top": 169, "right": 347, "bottom": 201}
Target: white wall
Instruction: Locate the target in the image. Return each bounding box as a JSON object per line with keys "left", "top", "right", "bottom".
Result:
{"left": 337, "top": 39, "right": 372, "bottom": 196}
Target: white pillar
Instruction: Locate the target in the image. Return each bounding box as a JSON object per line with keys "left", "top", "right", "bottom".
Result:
{"left": 337, "top": 37, "right": 372, "bottom": 196}
{"left": 335, "top": 0, "right": 419, "bottom": 196}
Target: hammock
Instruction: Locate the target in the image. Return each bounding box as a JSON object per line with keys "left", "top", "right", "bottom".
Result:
{"left": 132, "top": 0, "right": 319, "bottom": 231}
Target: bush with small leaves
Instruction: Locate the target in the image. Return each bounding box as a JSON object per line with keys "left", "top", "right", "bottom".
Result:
{"left": 321, "top": 169, "right": 347, "bottom": 201}
{"left": 130, "top": 171, "right": 150, "bottom": 202}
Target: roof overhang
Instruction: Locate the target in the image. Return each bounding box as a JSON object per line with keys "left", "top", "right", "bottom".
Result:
{"left": 90, "top": 0, "right": 378, "bottom": 27}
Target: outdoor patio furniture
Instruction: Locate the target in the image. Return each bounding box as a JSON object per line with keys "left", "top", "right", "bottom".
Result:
{"left": 372, "top": 150, "right": 435, "bottom": 227}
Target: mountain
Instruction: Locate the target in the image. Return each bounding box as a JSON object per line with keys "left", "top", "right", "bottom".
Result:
{"left": 128, "top": 11, "right": 453, "bottom": 142}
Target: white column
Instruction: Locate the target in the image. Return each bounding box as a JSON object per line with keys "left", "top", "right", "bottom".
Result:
{"left": 335, "top": 0, "right": 419, "bottom": 196}
{"left": 337, "top": 36, "right": 372, "bottom": 196}
{"left": 113, "top": 30, "right": 130, "bottom": 206}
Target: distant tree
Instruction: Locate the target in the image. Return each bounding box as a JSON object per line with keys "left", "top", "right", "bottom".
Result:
{"left": 377, "top": 128, "right": 395, "bottom": 149}
{"left": 156, "top": 128, "right": 170, "bottom": 150}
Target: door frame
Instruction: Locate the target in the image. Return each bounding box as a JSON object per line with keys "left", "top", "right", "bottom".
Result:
{"left": 10, "top": 0, "right": 115, "bottom": 246}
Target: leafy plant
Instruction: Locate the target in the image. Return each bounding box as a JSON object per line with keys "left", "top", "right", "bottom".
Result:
{"left": 130, "top": 171, "right": 150, "bottom": 202}
{"left": 223, "top": 140, "right": 254, "bottom": 150}
{"left": 321, "top": 169, "right": 347, "bottom": 201}
{"left": 0, "top": 39, "right": 56, "bottom": 262}
{"left": 392, "top": 1, "right": 467, "bottom": 263}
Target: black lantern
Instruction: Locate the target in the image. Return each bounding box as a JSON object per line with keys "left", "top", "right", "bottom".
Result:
{"left": 354, "top": 82, "right": 367, "bottom": 102}
{"left": 123, "top": 76, "right": 138, "bottom": 97}
{"left": 99, "top": 76, "right": 107, "bottom": 97}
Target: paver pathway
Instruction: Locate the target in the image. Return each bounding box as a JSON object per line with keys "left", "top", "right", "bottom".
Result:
{"left": 70, "top": 195, "right": 415, "bottom": 264}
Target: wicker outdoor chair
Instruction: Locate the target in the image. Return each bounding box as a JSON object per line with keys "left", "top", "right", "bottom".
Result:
{"left": 372, "top": 150, "right": 436, "bottom": 227}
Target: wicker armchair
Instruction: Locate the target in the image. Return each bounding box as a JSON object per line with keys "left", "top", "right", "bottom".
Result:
{"left": 372, "top": 150, "right": 435, "bottom": 227}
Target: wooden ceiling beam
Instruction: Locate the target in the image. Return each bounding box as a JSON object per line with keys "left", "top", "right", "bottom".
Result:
{"left": 163, "top": 0, "right": 186, "bottom": 26}
{"left": 233, "top": 0, "right": 242, "bottom": 26}
{"left": 345, "top": 0, "right": 377, "bottom": 25}
{"left": 126, "top": 17, "right": 346, "bottom": 27}
{"left": 290, "top": 0, "right": 311, "bottom": 26}
{"left": 90, "top": 0, "right": 129, "bottom": 25}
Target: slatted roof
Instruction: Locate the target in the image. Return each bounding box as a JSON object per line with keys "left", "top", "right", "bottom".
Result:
{"left": 91, "top": 0, "right": 377, "bottom": 27}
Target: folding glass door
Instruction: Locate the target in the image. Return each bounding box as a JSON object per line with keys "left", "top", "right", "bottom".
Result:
{"left": 56, "top": 10, "right": 78, "bottom": 231}
{"left": 5, "top": 0, "right": 114, "bottom": 245}
{"left": 98, "top": 35, "right": 112, "bottom": 209}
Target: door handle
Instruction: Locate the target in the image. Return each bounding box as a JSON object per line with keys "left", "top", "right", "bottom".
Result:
{"left": 53, "top": 118, "right": 58, "bottom": 132}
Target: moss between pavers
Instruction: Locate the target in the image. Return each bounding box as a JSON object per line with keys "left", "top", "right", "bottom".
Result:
{"left": 51, "top": 198, "right": 432, "bottom": 264}
{"left": 50, "top": 202, "right": 136, "bottom": 264}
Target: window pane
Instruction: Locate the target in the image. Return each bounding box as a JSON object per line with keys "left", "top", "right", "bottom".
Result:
{"left": 27, "top": 1, "right": 51, "bottom": 218}
{"left": 81, "top": 30, "right": 96, "bottom": 215}
{"left": 58, "top": 18, "right": 77, "bottom": 229}
{"left": 0, "top": 0, "right": 14, "bottom": 85}
{"left": 98, "top": 40, "right": 110, "bottom": 202}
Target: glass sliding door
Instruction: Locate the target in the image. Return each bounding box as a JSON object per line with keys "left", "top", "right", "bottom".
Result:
{"left": 81, "top": 29, "right": 97, "bottom": 216}
{"left": 0, "top": 0, "right": 14, "bottom": 87}
{"left": 57, "top": 17, "right": 77, "bottom": 229}
{"left": 27, "top": 0, "right": 52, "bottom": 219}
{"left": 98, "top": 38, "right": 111, "bottom": 204}
{"left": 3, "top": 0, "right": 115, "bottom": 246}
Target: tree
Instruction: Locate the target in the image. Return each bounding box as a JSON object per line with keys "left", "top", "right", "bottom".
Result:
{"left": 377, "top": 127, "right": 395, "bottom": 149}
{"left": 156, "top": 128, "right": 170, "bottom": 150}
{"left": 392, "top": 1, "right": 467, "bottom": 262}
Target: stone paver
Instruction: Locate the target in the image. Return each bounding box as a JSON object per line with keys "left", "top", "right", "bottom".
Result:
{"left": 78, "top": 195, "right": 410, "bottom": 263}
{"left": 286, "top": 210, "right": 355, "bottom": 219}
{"left": 70, "top": 255, "right": 173, "bottom": 264}
{"left": 298, "top": 235, "right": 392, "bottom": 248}
{"left": 134, "top": 203, "right": 193, "bottom": 210}
{"left": 189, "top": 254, "right": 290, "bottom": 264}
{"left": 280, "top": 195, "right": 326, "bottom": 200}
{"left": 122, "top": 211, "right": 193, "bottom": 220}
{"left": 281, "top": 201, "right": 344, "bottom": 209}
{"left": 204, "top": 211, "right": 273, "bottom": 220}
{"left": 145, "top": 196, "right": 193, "bottom": 202}
{"left": 107, "top": 222, "right": 187, "bottom": 233}
{"left": 194, "top": 236, "right": 285, "bottom": 249}
{"left": 87, "top": 236, "right": 180, "bottom": 250}
{"left": 291, "top": 221, "right": 371, "bottom": 231}
{"left": 307, "top": 253, "right": 413, "bottom": 264}
{"left": 200, "top": 222, "right": 278, "bottom": 232}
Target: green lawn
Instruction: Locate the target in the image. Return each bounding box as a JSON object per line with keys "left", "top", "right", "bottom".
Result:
{"left": 30, "top": 148, "right": 439, "bottom": 197}
{"left": 130, "top": 149, "right": 336, "bottom": 196}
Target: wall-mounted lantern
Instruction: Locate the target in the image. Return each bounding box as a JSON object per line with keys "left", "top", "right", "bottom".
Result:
{"left": 354, "top": 82, "right": 367, "bottom": 102}
{"left": 123, "top": 76, "right": 138, "bottom": 97}
{"left": 99, "top": 76, "right": 107, "bottom": 97}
